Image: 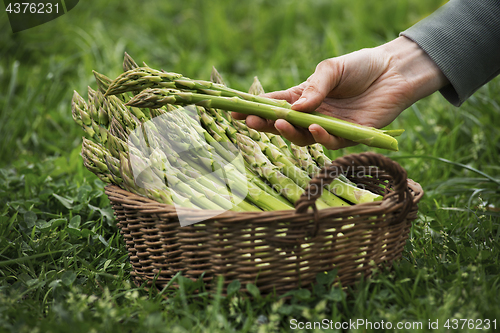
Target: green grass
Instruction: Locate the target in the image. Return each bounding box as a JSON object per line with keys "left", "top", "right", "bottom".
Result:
{"left": 1, "top": 0, "right": 499, "bottom": 332}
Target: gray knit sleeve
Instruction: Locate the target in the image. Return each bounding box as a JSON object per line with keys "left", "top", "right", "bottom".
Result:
{"left": 400, "top": 0, "right": 500, "bottom": 106}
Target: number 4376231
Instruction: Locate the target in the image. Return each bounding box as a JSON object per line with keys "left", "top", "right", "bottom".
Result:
{"left": 444, "top": 319, "right": 496, "bottom": 330}
{"left": 6, "top": 2, "right": 59, "bottom": 14}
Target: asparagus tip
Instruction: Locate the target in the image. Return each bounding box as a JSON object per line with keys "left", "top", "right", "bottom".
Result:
{"left": 210, "top": 66, "right": 226, "bottom": 86}
{"left": 123, "top": 52, "right": 140, "bottom": 72}
{"left": 248, "top": 76, "right": 265, "bottom": 95}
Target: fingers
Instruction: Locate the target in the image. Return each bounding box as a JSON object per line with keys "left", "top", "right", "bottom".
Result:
{"left": 232, "top": 115, "right": 357, "bottom": 150}
{"left": 274, "top": 119, "right": 315, "bottom": 146}
{"left": 273, "top": 121, "right": 357, "bottom": 150}
{"left": 308, "top": 124, "right": 357, "bottom": 150}
{"left": 291, "top": 59, "right": 341, "bottom": 112}
{"left": 231, "top": 112, "right": 248, "bottom": 120}
{"left": 231, "top": 113, "right": 281, "bottom": 135}
{"left": 246, "top": 116, "right": 280, "bottom": 135}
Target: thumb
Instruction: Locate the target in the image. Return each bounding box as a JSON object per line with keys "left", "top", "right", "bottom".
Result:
{"left": 291, "top": 59, "right": 341, "bottom": 112}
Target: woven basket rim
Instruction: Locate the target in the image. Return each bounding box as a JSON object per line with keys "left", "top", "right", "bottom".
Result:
{"left": 105, "top": 179, "right": 422, "bottom": 218}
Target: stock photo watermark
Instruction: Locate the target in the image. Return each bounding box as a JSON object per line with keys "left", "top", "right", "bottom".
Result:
{"left": 290, "top": 318, "right": 497, "bottom": 331}
{"left": 127, "top": 106, "right": 248, "bottom": 226}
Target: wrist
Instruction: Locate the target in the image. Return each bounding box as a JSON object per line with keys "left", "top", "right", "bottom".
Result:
{"left": 379, "top": 36, "right": 449, "bottom": 102}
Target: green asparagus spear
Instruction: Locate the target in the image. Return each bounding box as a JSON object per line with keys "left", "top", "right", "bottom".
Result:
{"left": 126, "top": 88, "right": 400, "bottom": 151}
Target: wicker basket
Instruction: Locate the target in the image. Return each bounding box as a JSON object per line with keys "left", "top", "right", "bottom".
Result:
{"left": 105, "top": 152, "right": 423, "bottom": 295}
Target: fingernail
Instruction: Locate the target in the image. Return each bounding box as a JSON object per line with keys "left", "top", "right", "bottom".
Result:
{"left": 274, "top": 119, "right": 285, "bottom": 131}
{"left": 292, "top": 97, "right": 307, "bottom": 107}
{"left": 309, "top": 124, "right": 319, "bottom": 134}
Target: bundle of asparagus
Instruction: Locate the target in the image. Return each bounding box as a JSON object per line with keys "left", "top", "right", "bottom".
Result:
{"left": 72, "top": 53, "right": 384, "bottom": 213}
{"left": 109, "top": 67, "right": 403, "bottom": 151}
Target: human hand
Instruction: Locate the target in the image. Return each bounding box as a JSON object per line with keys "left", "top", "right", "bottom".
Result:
{"left": 232, "top": 36, "right": 449, "bottom": 149}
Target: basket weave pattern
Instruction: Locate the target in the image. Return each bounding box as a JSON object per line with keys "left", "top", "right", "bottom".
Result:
{"left": 105, "top": 152, "right": 423, "bottom": 294}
